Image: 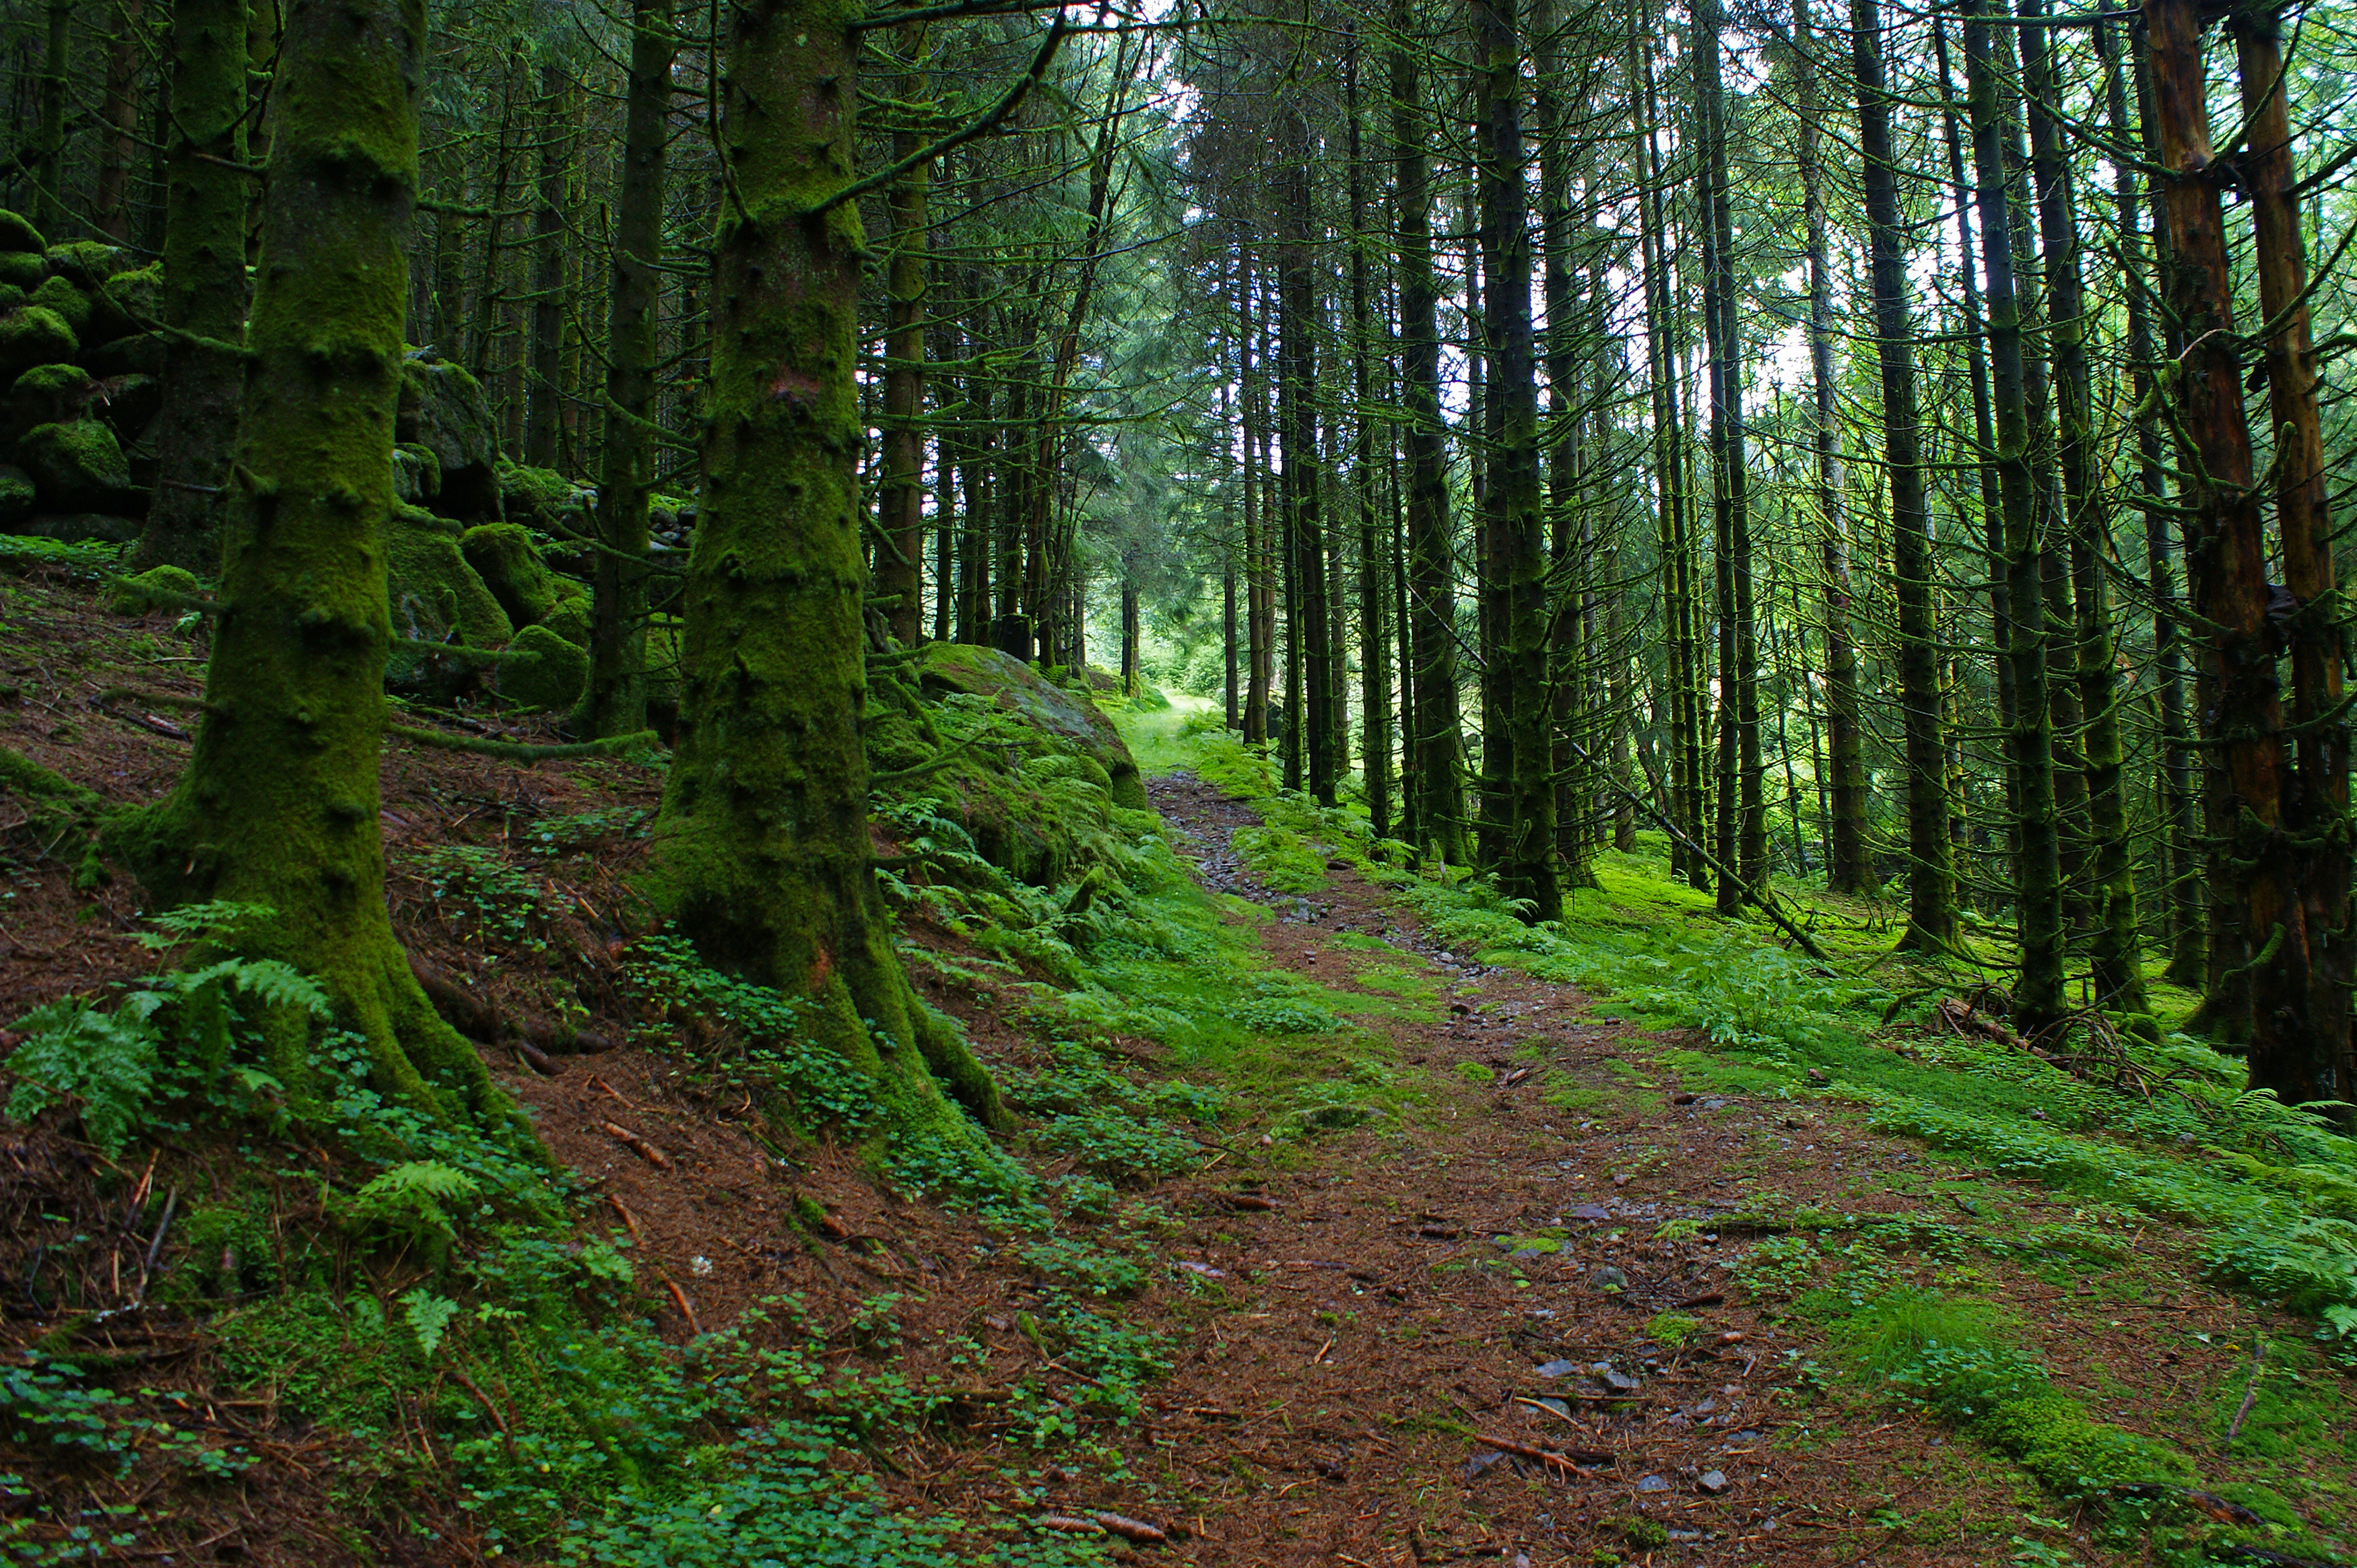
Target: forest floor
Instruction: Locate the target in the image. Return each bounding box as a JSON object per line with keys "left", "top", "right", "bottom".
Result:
{"left": 0, "top": 551, "right": 2349, "bottom": 1567}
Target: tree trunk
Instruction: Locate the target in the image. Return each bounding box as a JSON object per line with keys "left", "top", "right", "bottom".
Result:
{"left": 583, "top": 0, "right": 673, "bottom": 739}
{"left": 1472, "top": 0, "right": 1556, "bottom": 918}
{"left": 1239, "top": 236, "right": 1271, "bottom": 745}
{"left": 1855, "top": 0, "right": 1956, "bottom": 950}
{"left": 2020, "top": 0, "right": 2150, "bottom": 1020}
{"left": 2231, "top": 1, "right": 2351, "bottom": 1105}
{"left": 649, "top": 0, "right": 1006, "bottom": 1141}
{"left": 135, "top": 0, "right": 252, "bottom": 573}
{"left": 876, "top": 25, "right": 931, "bottom": 650}
{"left": 108, "top": 0, "right": 512, "bottom": 1131}
{"left": 1391, "top": 4, "right": 1467, "bottom": 865}
{"left": 94, "top": 0, "right": 146, "bottom": 240}
{"left": 33, "top": 0, "right": 70, "bottom": 234}
{"left": 1966, "top": 0, "right": 2063, "bottom": 1026}
{"left": 1795, "top": 0, "right": 1867, "bottom": 895}
{"left": 1346, "top": 40, "right": 1392, "bottom": 842}
{"left": 525, "top": 63, "right": 570, "bottom": 471}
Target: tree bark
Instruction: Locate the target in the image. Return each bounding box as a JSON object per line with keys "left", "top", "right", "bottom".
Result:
{"left": 1346, "top": 38, "right": 1392, "bottom": 842}
{"left": 524, "top": 63, "right": 571, "bottom": 471}
{"left": 876, "top": 24, "right": 932, "bottom": 650}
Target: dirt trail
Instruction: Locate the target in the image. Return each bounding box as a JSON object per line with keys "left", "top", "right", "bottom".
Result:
{"left": 1087, "top": 774, "right": 2034, "bottom": 1567}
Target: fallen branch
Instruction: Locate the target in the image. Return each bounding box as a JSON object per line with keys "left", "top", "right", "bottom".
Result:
{"left": 1471, "top": 1432, "right": 1611, "bottom": 1476}
{"left": 599, "top": 1120, "right": 672, "bottom": 1171}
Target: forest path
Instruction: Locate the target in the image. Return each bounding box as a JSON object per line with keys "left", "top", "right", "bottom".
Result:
{"left": 1116, "top": 772, "right": 2043, "bottom": 1567}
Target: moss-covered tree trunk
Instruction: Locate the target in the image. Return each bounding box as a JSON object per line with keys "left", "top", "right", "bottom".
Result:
{"left": 2020, "top": 0, "right": 2149, "bottom": 1021}
{"left": 649, "top": 0, "right": 1004, "bottom": 1136}
{"left": 1345, "top": 42, "right": 1393, "bottom": 842}
{"left": 1966, "top": 0, "right": 2062, "bottom": 1027}
{"left": 2232, "top": 1, "right": 2351, "bottom": 1107}
{"left": 2100, "top": 22, "right": 2202, "bottom": 985}
{"left": 1278, "top": 121, "right": 1335, "bottom": 809}
{"left": 136, "top": 0, "right": 253, "bottom": 572}
{"left": 1796, "top": 0, "right": 1868, "bottom": 897}
{"left": 876, "top": 23, "right": 931, "bottom": 650}
{"left": 524, "top": 62, "right": 570, "bottom": 471}
{"left": 1855, "top": 0, "right": 1955, "bottom": 950}
{"left": 32, "top": 0, "right": 69, "bottom": 234}
{"left": 1391, "top": 5, "right": 1466, "bottom": 866}
{"left": 1238, "top": 237, "right": 1271, "bottom": 746}
{"left": 94, "top": 0, "right": 146, "bottom": 240}
{"left": 110, "top": 0, "right": 508, "bottom": 1126}
{"left": 1473, "top": 0, "right": 1558, "bottom": 920}
{"left": 583, "top": 0, "right": 672, "bottom": 741}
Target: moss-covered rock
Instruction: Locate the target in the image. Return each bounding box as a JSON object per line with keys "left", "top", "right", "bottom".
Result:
{"left": 0, "top": 255, "right": 43, "bottom": 294}
{"left": 539, "top": 590, "right": 591, "bottom": 648}
{"left": 18, "top": 419, "right": 131, "bottom": 511}
{"left": 0, "top": 210, "right": 46, "bottom": 256}
{"left": 0, "top": 464, "right": 32, "bottom": 526}
{"left": 90, "top": 264, "right": 158, "bottom": 343}
{"left": 6, "top": 363, "right": 96, "bottom": 434}
{"left": 0, "top": 283, "right": 22, "bottom": 314}
{"left": 397, "top": 357, "right": 500, "bottom": 518}
{"left": 386, "top": 504, "right": 512, "bottom": 653}
{"left": 496, "top": 623, "right": 589, "bottom": 711}
{"left": 498, "top": 462, "right": 591, "bottom": 531}
{"left": 0, "top": 307, "right": 77, "bottom": 382}
{"left": 27, "top": 275, "right": 90, "bottom": 337}
{"left": 917, "top": 642, "right": 1148, "bottom": 809}
{"left": 461, "top": 521, "right": 562, "bottom": 627}
{"left": 391, "top": 442, "right": 440, "bottom": 505}
{"left": 106, "top": 562, "right": 203, "bottom": 616}
{"left": 42, "top": 241, "right": 122, "bottom": 287}
{"left": 82, "top": 329, "right": 161, "bottom": 379}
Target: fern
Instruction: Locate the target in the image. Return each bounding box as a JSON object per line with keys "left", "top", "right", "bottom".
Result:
{"left": 342, "top": 1160, "right": 482, "bottom": 1248}
{"left": 3, "top": 1000, "right": 160, "bottom": 1157}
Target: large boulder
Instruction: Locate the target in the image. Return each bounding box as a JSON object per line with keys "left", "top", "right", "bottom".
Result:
{"left": 0, "top": 307, "right": 76, "bottom": 382}
{"left": 461, "top": 522, "right": 563, "bottom": 627}
{"left": 495, "top": 623, "right": 589, "bottom": 712}
{"left": 0, "top": 465, "right": 32, "bottom": 526}
{"left": 498, "top": 463, "right": 591, "bottom": 533}
{"left": 18, "top": 420, "right": 132, "bottom": 512}
{"left": 387, "top": 505, "right": 512, "bottom": 651}
{"left": 0, "top": 255, "right": 43, "bottom": 293}
{"left": 917, "top": 643, "right": 1148, "bottom": 810}
{"left": 398, "top": 358, "right": 499, "bottom": 519}
{"left": 0, "top": 210, "right": 46, "bottom": 255}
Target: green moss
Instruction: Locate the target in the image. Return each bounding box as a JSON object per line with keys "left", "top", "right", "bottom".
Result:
{"left": 498, "top": 461, "right": 586, "bottom": 529}
{"left": 916, "top": 642, "right": 1148, "bottom": 809}
{"left": 496, "top": 623, "right": 589, "bottom": 712}
{"left": 42, "top": 241, "right": 121, "bottom": 286}
{"left": 1646, "top": 1311, "right": 1701, "bottom": 1347}
{"left": 106, "top": 564, "right": 203, "bottom": 617}
{"left": 27, "top": 275, "right": 90, "bottom": 337}
{"left": 461, "top": 521, "right": 563, "bottom": 626}
{"left": 0, "top": 745, "right": 103, "bottom": 831}
{"left": 385, "top": 504, "right": 512, "bottom": 656}
{"left": 0, "top": 306, "right": 77, "bottom": 379}
{"left": 0, "top": 209, "right": 47, "bottom": 254}
{"left": 540, "top": 591, "right": 591, "bottom": 648}
{"left": 91, "top": 264, "right": 158, "bottom": 343}
{"left": 1977, "top": 1393, "right": 2191, "bottom": 1497}
{"left": 0, "top": 257, "right": 40, "bottom": 294}
{"left": 17, "top": 419, "right": 129, "bottom": 510}
{"left": 0, "top": 463, "right": 32, "bottom": 524}
{"left": 7, "top": 362, "right": 93, "bottom": 432}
